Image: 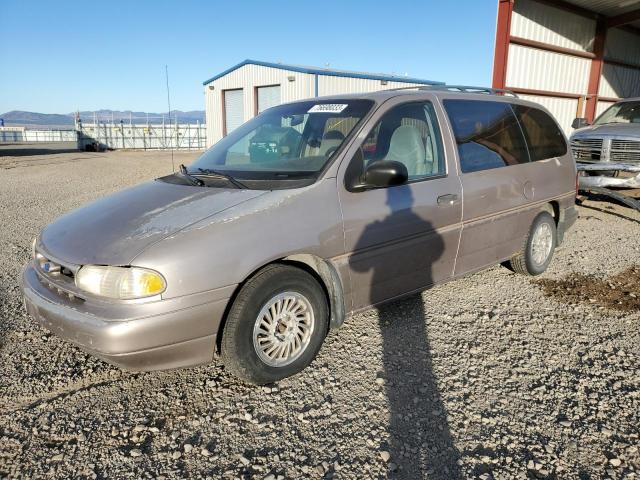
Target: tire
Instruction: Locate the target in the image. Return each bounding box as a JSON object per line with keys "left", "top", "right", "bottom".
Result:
{"left": 508, "top": 211, "right": 557, "bottom": 276}
{"left": 220, "top": 264, "right": 329, "bottom": 384}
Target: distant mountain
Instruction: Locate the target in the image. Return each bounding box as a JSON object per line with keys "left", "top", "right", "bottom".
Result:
{"left": 0, "top": 109, "right": 206, "bottom": 128}
{"left": 0, "top": 111, "right": 74, "bottom": 128}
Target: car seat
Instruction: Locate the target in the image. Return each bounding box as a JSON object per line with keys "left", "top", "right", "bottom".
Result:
{"left": 385, "top": 125, "right": 427, "bottom": 177}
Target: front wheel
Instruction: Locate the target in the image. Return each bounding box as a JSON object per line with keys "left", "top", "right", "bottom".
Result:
{"left": 508, "top": 211, "right": 557, "bottom": 276}
{"left": 220, "top": 264, "right": 329, "bottom": 384}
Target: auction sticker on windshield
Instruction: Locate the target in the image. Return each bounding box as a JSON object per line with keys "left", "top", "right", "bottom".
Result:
{"left": 308, "top": 104, "right": 348, "bottom": 113}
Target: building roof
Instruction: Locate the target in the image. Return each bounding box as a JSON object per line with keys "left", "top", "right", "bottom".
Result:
{"left": 562, "top": 0, "right": 640, "bottom": 29}
{"left": 202, "top": 59, "right": 443, "bottom": 86}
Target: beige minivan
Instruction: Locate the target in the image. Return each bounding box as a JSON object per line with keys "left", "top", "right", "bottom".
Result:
{"left": 22, "top": 86, "right": 577, "bottom": 384}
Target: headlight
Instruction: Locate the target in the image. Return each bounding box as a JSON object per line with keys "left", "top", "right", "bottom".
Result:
{"left": 75, "top": 266, "right": 166, "bottom": 299}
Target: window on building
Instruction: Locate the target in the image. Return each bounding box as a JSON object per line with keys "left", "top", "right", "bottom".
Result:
{"left": 224, "top": 89, "right": 244, "bottom": 135}
{"left": 443, "top": 99, "right": 530, "bottom": 173}
{"left": 256, "top": 85, "right": 281, "bottom": 114}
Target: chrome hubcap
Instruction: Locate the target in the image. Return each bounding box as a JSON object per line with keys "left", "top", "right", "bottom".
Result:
{"left": 531, "top": 222, "right": 553, "bottom": 266}
{"left": 253, "top": 292, "right": 315, "bottom": 367}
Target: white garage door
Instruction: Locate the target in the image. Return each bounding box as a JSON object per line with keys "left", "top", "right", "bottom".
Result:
{"left": 224, "top": 89, "right": 244, "bottom": 135}
{"left": 257, "top": 85, "right": 281, "bottom": 114}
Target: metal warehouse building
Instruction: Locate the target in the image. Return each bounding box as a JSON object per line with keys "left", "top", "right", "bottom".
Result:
{"left": 202, "top": 60, "right": 443, "bottom": 146}
{"left": 493, "top": 0, "right": 640, "bottom": 133}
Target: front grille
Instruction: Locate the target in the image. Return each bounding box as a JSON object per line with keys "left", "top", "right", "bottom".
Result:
{"left": 611, "top": 139, "right": 640, "bottom": 163}
{"left": 571, "top": 138, "right": 602, "bottom": 161}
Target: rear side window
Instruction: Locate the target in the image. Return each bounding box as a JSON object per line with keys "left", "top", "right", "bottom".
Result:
{"left": 443, "top": 99, "right": 530, "bottom": 173}
{"left": 512, "top": 105, "right": 567, "bottom": 160}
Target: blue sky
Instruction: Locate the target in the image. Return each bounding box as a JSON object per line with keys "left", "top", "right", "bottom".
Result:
{"left": 0, "top": 0, "right": 497, "bottom": 114}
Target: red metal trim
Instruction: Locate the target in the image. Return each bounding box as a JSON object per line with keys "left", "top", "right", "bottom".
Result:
{"left": 605, "top": 57, "right": 640, "bottom": 70}
{"left": 620, "top": 24, "right": 640, "bottom": 36}
{"left": 507, "top": 87, "right": 621, "bottom": 103}
{"left": 510, "top": 35, "right": 595, "bottom": 59}
{"left": 585, "top": 19, "right": 607, "bottom": 122}
{"left": 253, "top": 86, "right": 258, "bottom": 117}
{"left": 492, "top": 0, "right": 514, "bottom": 89}
{"left": 606, "top": 8, "right": 640, "bottom": 28}
{"left": 506, "top": 87, "right": 585, "bottom": 99}
{"left": 221, "top": 90, "right": 227, "bottom": 137}
{"left": 598, "top": 96, "right": 621, "bottom": 103}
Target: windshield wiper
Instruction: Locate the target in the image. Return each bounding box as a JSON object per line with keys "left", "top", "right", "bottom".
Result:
{"left": 177, "top": 164, "right": 204, "bottom": 186}
{"left": 193, "top": 168, "right": 247, "bottom": 189}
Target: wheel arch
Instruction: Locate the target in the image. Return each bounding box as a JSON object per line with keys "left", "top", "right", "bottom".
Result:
{"left": 214, "top": 254, "right": 347, "bottom": 353}
{"left": 541, "top": 201, "right": 559, "bottom": 223}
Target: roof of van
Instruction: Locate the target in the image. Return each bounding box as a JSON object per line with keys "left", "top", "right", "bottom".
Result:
{"left": 291, "top": 87, "right": 543, "bottom": 106}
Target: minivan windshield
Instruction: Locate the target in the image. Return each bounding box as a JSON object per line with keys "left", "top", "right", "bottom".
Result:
{"left": 594, "top": 101, "right": 640, "bottom": 125}
{"left": 186, "top": 100, "right": 373, "bottom": 188}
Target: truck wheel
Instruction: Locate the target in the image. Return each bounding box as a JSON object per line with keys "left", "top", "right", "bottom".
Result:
{"left": 220, "top": 264, "right": 328, "bottom": 385}
{"left": 509, "top": 211, "right": 557, "bottom": 276}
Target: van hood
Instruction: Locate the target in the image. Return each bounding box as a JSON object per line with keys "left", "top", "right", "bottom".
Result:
{"left": 39, "top": 180, "right": 266, "bottom": 266}
{"left": 572, "top": 122, "right": 640, "bottom": 139}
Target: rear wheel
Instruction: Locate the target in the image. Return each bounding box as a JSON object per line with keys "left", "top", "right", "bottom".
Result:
{"left": 508, "top": 211, "right": 557, "bottom": 276}
{"left": 220, "top": 264, "right": 328, "bottom": 384}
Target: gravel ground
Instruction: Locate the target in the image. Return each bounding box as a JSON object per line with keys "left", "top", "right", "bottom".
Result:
{"left": 0, "top": 148, "right": 639, "bottom": 479}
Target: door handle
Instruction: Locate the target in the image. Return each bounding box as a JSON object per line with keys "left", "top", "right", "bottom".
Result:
{"left": 437, "top": 194, "right": 459, "bottom": 205}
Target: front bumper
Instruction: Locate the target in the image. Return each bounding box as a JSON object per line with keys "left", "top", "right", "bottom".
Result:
{"left": 577, "top": 162, "right": 640, "bottom": 188}
{"left": 21, "top": 264, "right": 235, "bottom": 371}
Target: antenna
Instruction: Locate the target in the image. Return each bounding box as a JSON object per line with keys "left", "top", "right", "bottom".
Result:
{"left": 165, "top": 65, "right": 175, "bottom": 171}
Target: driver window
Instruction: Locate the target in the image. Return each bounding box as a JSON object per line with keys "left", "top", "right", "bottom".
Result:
{"left": 360, "top": 101, "right": 445, "bottom": 180}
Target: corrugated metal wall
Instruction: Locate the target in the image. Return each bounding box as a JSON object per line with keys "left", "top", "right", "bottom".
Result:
{"left": 501, "top": 0, "right": 640, "bottom": 134}
{"left": 605, "top": 27, "right": 640, "bottom": 65}
{"left": 599, "top": 27, "right": 640, "bottom": 99}
{"left": 504, "top": 0, "right": 595, "bottom": 132}
{"left": 511, "top": 0, "right": 595, "bottom": 51}
{"left": 506, "top": 44, "right": 591, "bottom": 94}
{"left": 317, "top": 76, "right": 425, "bottom": 96}
{"left": 599, "top": 63, "right": 640, "bottom": 98}
{"left": 0, "top": 129, "right": 77, "bottom": 143}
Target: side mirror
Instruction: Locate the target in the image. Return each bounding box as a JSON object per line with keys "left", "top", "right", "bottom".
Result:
{"left": 572, "top": 117, "right": 590, "bottom": 129}
{"left": 363, "top": 160, "right": 408, "bottom": 188}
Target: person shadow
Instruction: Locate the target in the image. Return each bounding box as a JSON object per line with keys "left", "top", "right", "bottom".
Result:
{"left": 350, "top": 185, "right": 463, "bottom": 479}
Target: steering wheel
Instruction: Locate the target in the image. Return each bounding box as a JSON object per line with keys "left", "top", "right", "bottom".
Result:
{"left": 324, "top": 146, "right": 339, "bottom": 157}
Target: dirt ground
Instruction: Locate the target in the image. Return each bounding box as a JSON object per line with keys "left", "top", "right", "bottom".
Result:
{"left": 538, "top": 266, "right": 640, "bottom": 312}
{"left": 0, "top": 147, "right": 639, "bottom": 479}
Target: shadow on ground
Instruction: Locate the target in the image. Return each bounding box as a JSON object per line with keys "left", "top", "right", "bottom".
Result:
{"left": 376, "top": 297, "right": 462, "bottom": 479}
{"left": 350, "top": 185, "right": 462, "bottom": 479}
{"left": 0, "top": 142, "right": 79, "bottom": 157}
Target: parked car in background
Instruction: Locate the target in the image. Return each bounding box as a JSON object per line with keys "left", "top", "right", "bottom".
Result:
{"left": 571, "top": 98, "right": 640, "bottom": 189}
{"left": 22, "top": 86, "right": 578, "bottom": 384}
